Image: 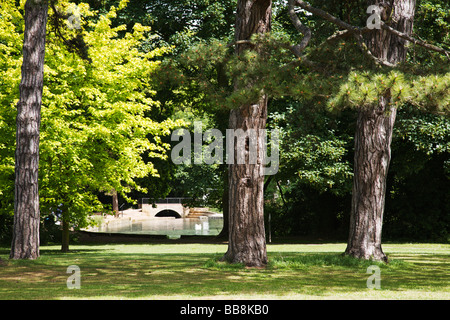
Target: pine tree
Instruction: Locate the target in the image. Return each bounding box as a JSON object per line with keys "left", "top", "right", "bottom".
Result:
{"left": 287, "top": 0, "right": 449, "bottom": 261}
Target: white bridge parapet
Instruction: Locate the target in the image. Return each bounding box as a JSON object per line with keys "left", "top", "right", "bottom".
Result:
{"left": 140, "top": 198, "right": 189, "bottom": 218}
{"left": 139, "top": 198, "right": 218, "bottom": 219}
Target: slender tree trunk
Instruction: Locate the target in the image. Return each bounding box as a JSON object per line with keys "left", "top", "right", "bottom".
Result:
{"left": 217, "top": 165, "right": 229, "bottom": 239}
{"left": 61, "top": 212, "right": 70, "bottom": 253}
{"left": 10, "top": 0, "right": 48, "bottom": 260}
{"left": 112, "top": 189, "right": 119, "bottom": 217}
{"left": 345, "top": 0, "right": 415, "bottom": 261}
{"left": 216, "top": 64, "right": 230, "bottom": 240}
{"left": 223, "top": 0, "right": 271, "bottom": 267}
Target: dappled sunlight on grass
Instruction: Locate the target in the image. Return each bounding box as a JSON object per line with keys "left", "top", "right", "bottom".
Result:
{"left": 0, "top": 243, "right": 448, "bottom": 299}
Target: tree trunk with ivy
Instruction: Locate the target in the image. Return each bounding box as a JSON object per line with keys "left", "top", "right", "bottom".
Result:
{"left": 10, "top": 0, "right": 48, "bottom": 260}
{"left": 345, "top": 0, "right": 416, "bottom": 261}
{"left": 222, "top": 0, "right": 271, "bottom": 267}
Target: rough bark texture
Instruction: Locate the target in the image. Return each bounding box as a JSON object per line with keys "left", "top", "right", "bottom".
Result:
{"left": 345, "top": 0, "right": 415, "bottom": 261}
{"left": 346, "top": 100, "right": 396, "bottom": 261}
{"left": 10, "top": 0, "right": 48, "bottom": 260}
{"left": 223, "top": 0, "right": 271, "bottom": 267}
{"left": 224, "top": 101, "right": 269, "bottom": 267}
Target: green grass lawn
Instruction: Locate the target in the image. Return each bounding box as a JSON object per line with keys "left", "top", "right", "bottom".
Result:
{"left": 0, "top": 242, "right": 448, "bottom": 299}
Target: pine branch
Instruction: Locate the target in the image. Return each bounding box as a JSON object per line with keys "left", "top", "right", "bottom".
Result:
{"left": 227, "top": 40, "right": 253, "bottom": 48}
{"left": 49, "top": 2, "right": 92, "bottom": 63}
{"left": 288, "top": 0, "right": 311, "bottom": 58}
{"left": 380, "top": 21, "right": 450, "bottom": 59}
{"left": 292, "top": 0, "right": 450, "bottom": 63}
{"left": 291, "top": 0, "right": 393, "bottom": 66}
{"left": 294, "top": 0, "right": 363, "bottom": 33}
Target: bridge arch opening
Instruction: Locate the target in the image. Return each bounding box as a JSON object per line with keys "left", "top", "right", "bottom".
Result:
{"left": 155, "top": 209, "right": 182, "bottom": 219}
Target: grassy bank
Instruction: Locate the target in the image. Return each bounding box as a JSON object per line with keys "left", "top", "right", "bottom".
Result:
{"left": 0, "top": 243, "right": 448, "bottom": 299}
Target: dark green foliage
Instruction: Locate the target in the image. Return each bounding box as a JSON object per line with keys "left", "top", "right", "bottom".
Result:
{"left": 265, "top": 186, "right": 351, "bottom": 239}
{"left": 384, "top": 107, "right": 450, "bottom": 242}
{"left": 385, "top": 153, "right": 449, "bottom": 242}
{"left": 0, "top": 214, "right": 13, "bottom": 245}
{"left": 156, "top": 0, "right": 449, "bottom": 242}
{"left": 415, "top": 0, "right": 450, "bottom": 50}
{"left": 75, "top": 0, "right": 237, "bottom": 52}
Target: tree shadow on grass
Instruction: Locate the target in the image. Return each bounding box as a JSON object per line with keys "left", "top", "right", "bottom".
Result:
{"left": 1, "top": 246, "right": 448, "bottom": 299}
{"left": 59, "top": 255, "right": 350, "bottom": 299}
{"left": 380, "top": 253, "right": 450, "bottom": 290}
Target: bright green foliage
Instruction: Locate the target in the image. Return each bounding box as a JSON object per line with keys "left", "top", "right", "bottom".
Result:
{"left": 0, "top": 0, "right": 183, "bottom": 229}
{"left": 329, "top": 70, "right": 450, "bottom": 114}
{"left": 0, "top": 1, "right": 25, "bottom": 215}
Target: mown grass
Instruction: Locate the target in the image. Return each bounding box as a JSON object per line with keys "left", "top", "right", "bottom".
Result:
{"left": 205, "top": 252, "right": 408, "bottom": 270}
{"left": 0, "top": 242, "right": 448, "bottom": 299}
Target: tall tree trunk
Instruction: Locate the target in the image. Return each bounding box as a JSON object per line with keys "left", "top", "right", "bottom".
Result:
{"left": 346, "top": 102, "right": 396, "bottom": 261}
{"left": 223, "top": 0, "right": 271, "bottom": 267}
{"left": 10, "top": 0, "right": 48, "bottom": 260}
{"left": 345, "top": 0, "right": 415, "bottom": 261}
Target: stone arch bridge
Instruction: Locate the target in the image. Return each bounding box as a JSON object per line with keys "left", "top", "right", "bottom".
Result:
{"left": 140, "top": 198, "right": 190, "bottom": 218}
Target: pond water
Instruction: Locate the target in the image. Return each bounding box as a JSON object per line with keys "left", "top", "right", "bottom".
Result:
{"left": 88, "top": 216, "right": 224, "bottom": 237}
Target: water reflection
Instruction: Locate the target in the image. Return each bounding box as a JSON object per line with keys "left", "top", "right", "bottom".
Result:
{"left": 88, "top": 216, "right": 223, "bottom": 236}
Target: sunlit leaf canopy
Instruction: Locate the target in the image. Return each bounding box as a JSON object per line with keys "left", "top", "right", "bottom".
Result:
{"left": 0, "top": 0, "right": 184, "bottom": 226}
